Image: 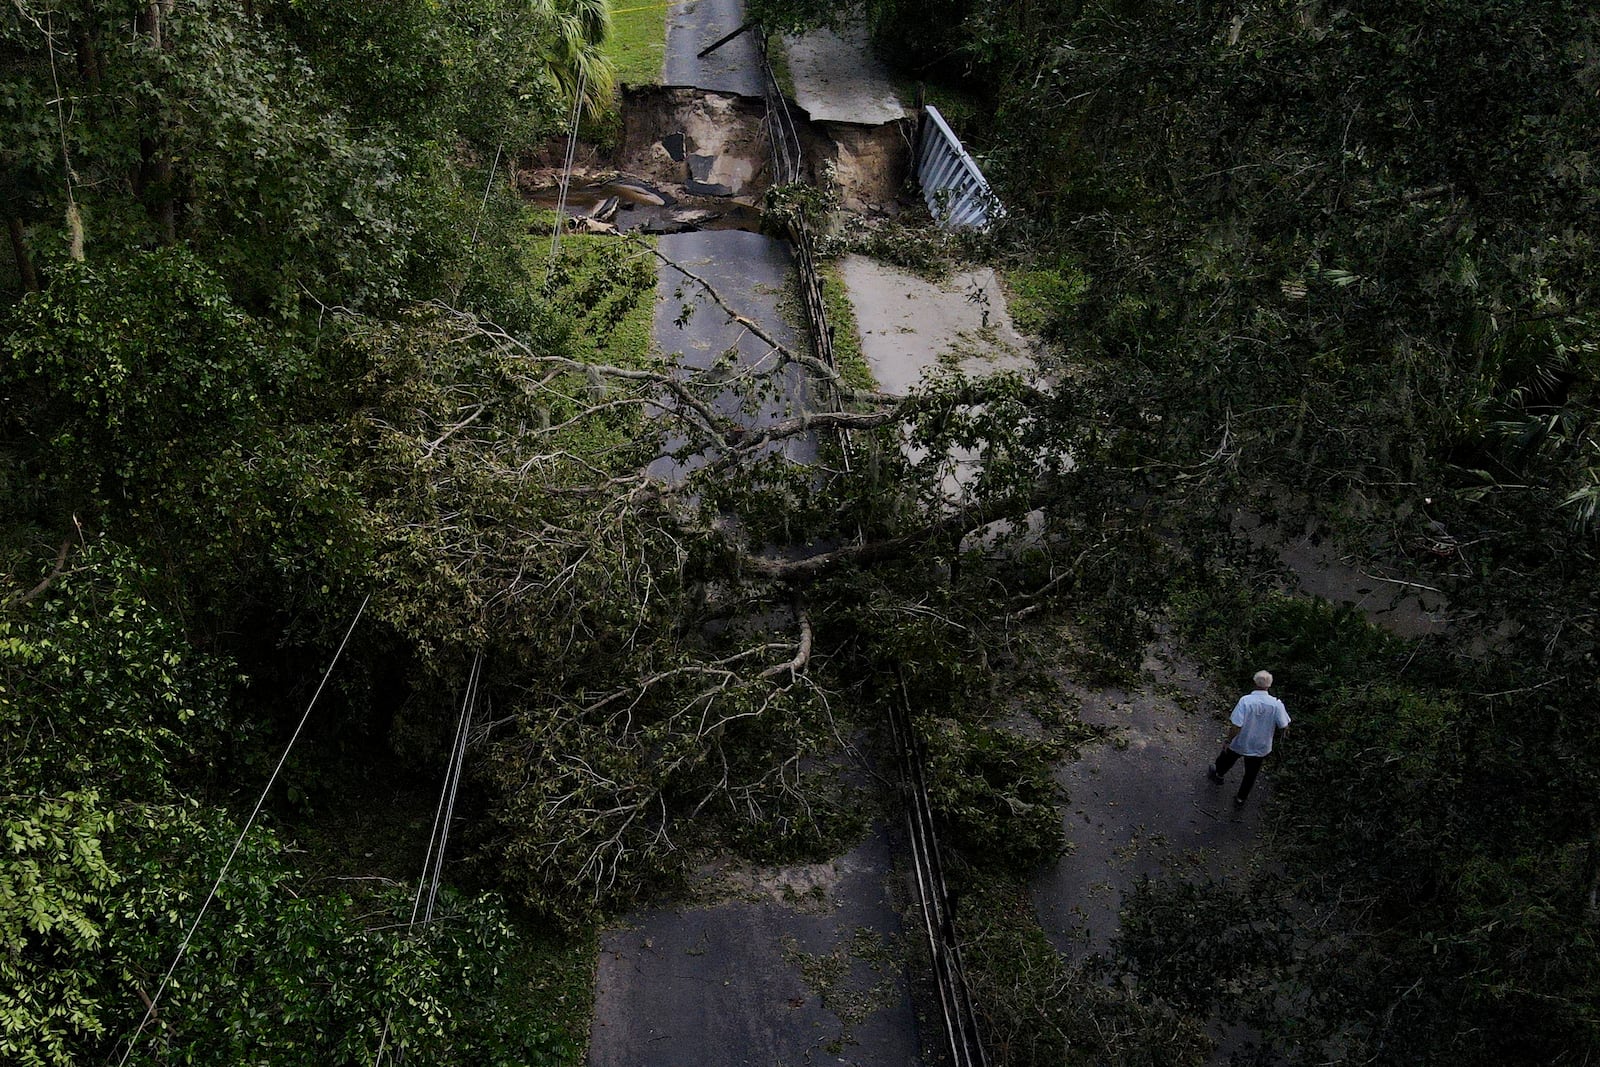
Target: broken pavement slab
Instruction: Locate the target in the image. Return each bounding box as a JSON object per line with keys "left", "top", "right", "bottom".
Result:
{"left": 665, "top": 0, "right": 763, "bottom": 98}
{"left": 836, "top": 254, "right": 1046, "bottom": 538}
{"left": 780, "top": 24, "right": 908, "bottom": 127}
{"left": 836, "top": 255, "right": 1032, "bottom": 397}
{"left": 685, "top": 152, "right": 745, "bottom": 197}
{"left": 775, "top": 22, "right": 913, "bottom": 210}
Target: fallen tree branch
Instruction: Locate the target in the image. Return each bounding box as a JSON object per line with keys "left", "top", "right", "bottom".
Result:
{"left": 742, "top": 483, "right": 1055, "bottom": 582}
{"left": 4, "top": 538, "right": 73, "bottom": 609}
{"left": 635, "top": 239, "right": 897, "bottom": 406}
{"left": 759, "top": 608, "right": 813, "bottom": 679}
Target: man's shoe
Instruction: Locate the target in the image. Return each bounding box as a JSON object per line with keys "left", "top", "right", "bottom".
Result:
{"left": 1232, "top": 796, "right": 1247, "bottom": 808}
{"left": 1206, "top": 765, "right": 1224, "bottom": 784}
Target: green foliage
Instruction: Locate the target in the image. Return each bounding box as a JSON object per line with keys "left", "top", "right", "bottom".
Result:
{"left": 834, "top": 213, "right": 971, "bottom": 279}
{"left": 2, "top": 249, "right": 373, "bottom": 629}
{"left": 1, "top": 4, "right": 619, "bottom": 1055}
{"left": 481, "top": 617, "right": 853, "bottom": 918}
{"left": 534, "top": 234, "right": 659, "bottom": 369}
{"left": 260, "top": 0, "right": 556, "bottom": 150}
{"left": 955, "top": 869, "right": 1210, "bottom": 1067}
{"left": 918, "top": 716, "right": 1064, "bottom": 873}
{"left": 2, "top": 0, "right": 562, "bottom": 309}
{"left": 0, "top": 544, "right": 235, "bottom": 799}
{"left": 1175, "top": 587, "right": 1600, "bottom": 1060}
{"left": 539, "top": 0, "right": 618, "bottom": 122}
{"left": 0, "top": 549, "right": 581, "bottom": 1066}
{"left": 1003, "top": 265, "right": 1089, "bottom": 340}
{"left": 0, "top": 794, "right": 573, "bottom": 1067}
{"left": 0, "top": 792, "right": 118, "bottom": 1067}
{"left": 782, "top": 1, "right": 1600, "bottom": 1051}
{"left": 1115, "top": 877, "right": 1291, "bottom": 1018}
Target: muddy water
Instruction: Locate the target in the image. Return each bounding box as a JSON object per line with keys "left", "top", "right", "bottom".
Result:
{"left": 522, "top": 179, "right": 765, "bottom": 234}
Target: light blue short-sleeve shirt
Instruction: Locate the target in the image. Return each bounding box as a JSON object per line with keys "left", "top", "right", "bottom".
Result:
{"left": 1229, "top": 691, "right": 1290, "bottom": 756}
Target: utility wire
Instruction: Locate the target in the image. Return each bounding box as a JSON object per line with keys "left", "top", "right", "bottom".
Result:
{"left": 469, "top": 144, "right": 504, "bottom": 251}
{"left": 115, "top": 594, "right": 371, "bottom": 1067}
{"left": 373, "top": 649, "right": 483, "bottom": 1067}
{"left": 425, "top": 651, "right": 481, "bottom": 922}
{"left": 547, "top": 65, "right": 590, "bottom": 279}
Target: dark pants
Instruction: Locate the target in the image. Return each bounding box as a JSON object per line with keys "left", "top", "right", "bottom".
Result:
{"left": 1214, "top": 747, "right": 1265, "bottom": 800}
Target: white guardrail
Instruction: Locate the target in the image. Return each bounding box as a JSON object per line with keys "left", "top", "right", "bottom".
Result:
{"left": 916, "top": 105, "right": 1002, "bottom": 230}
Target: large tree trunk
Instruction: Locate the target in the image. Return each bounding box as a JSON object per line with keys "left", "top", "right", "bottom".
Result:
{"left": 135, "top": 2, "right": 163, "bottom": 48}
{"left": 8, "top": 217, "right": 38, "bottom": 292}
{"left": 135, "top": 2, "right": 177, "bottom": 244}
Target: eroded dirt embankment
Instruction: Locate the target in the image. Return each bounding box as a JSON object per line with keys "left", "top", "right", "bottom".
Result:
{"left": 515, "top": 87, "right": 914, "bottom": 233}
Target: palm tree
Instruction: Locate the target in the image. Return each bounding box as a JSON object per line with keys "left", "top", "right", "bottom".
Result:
{"left": 534, "top": 0, "right": 615, "bottom": 122}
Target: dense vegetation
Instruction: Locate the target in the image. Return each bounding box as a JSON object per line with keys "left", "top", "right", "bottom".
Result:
{"left": 8, "top": 0, "right": 1598, "bottom": 1064}
{"left": 2, "top": 2, "right": 1043, "bottom": 1062}
{"left": 1, "top": 1, "right": 615, "bottom": 1062}
{"left": 750, "top": 0, "right": 1600, "bottom": 1061}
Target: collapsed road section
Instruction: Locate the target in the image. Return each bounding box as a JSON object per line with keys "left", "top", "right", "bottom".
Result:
{"left": 574, "top": 6, "right": 1009, "bottom": 1065}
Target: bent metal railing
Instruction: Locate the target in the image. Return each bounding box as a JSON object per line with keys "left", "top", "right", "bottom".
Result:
{"left": 916, "top": 105, "right": 1001, "bottom": 230}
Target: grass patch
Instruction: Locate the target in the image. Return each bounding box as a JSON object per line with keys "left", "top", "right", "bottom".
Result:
{"left": 606, "top": 0, "right": 669, "bottom": 88}
{"left": 820, "top": 264, "right": 874, "bottom": 391}
{"left": 586, "top": 0, "right": 670, "bottom": 146}
{"left": 509, "top": 229, "right": 659, "bottom": 465}
{"left": 522, "top": 231, "right": 658, "bottom": 369}
{"left": 1002, "top": 265, "right": 1089, "bottom": 340}
{"left": 766, "top": 33, "right": 798, "bottom": 100}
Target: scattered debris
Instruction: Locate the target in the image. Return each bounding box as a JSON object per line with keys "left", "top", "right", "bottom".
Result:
{"left": 685, "top": 159, "right": 735, "bottom": 197}
{"left": 607, "top": 177, "right": 676, "bottom": 208}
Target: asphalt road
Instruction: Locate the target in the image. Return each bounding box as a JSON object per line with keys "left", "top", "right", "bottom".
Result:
{"left": 647, "top": 229, "right": 817, "bottom": 481}
{"left": 664, "top": 0, "right": 764, "bottom": 97}
{"left": 598, "top": 232, "right": 920, "bottom": 1065}
{"left": 589, "top": 827, "right": 921, "bottom": 1067}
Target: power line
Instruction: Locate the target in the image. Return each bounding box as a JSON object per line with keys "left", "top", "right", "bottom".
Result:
{"left": 115, "top": 594, "right": 371, "bottom": 1067}
{"left": 425, "top": 651, "right": 481, "bottom": 923}
{"left": 373, "top": 649, "right": 484, "bottom": 1067}
{"left": 469, "top": 144, "right": 504, "bottom": 251}
{"left": 547, "top": 65, "right": 591, "bottom": 279}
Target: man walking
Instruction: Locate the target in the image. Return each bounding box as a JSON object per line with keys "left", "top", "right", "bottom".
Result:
{"left": 1207, "top": 670, "right": 1290, "bottom": 807}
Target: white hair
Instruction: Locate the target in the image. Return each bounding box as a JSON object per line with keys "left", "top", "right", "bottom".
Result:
{"left": 1253, "top": 670, "right": 1274, "bottom": 689}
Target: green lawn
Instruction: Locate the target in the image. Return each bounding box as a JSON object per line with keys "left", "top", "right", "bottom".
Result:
{"left": 606, "top": 0, "right": 669, "bottom": 87}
